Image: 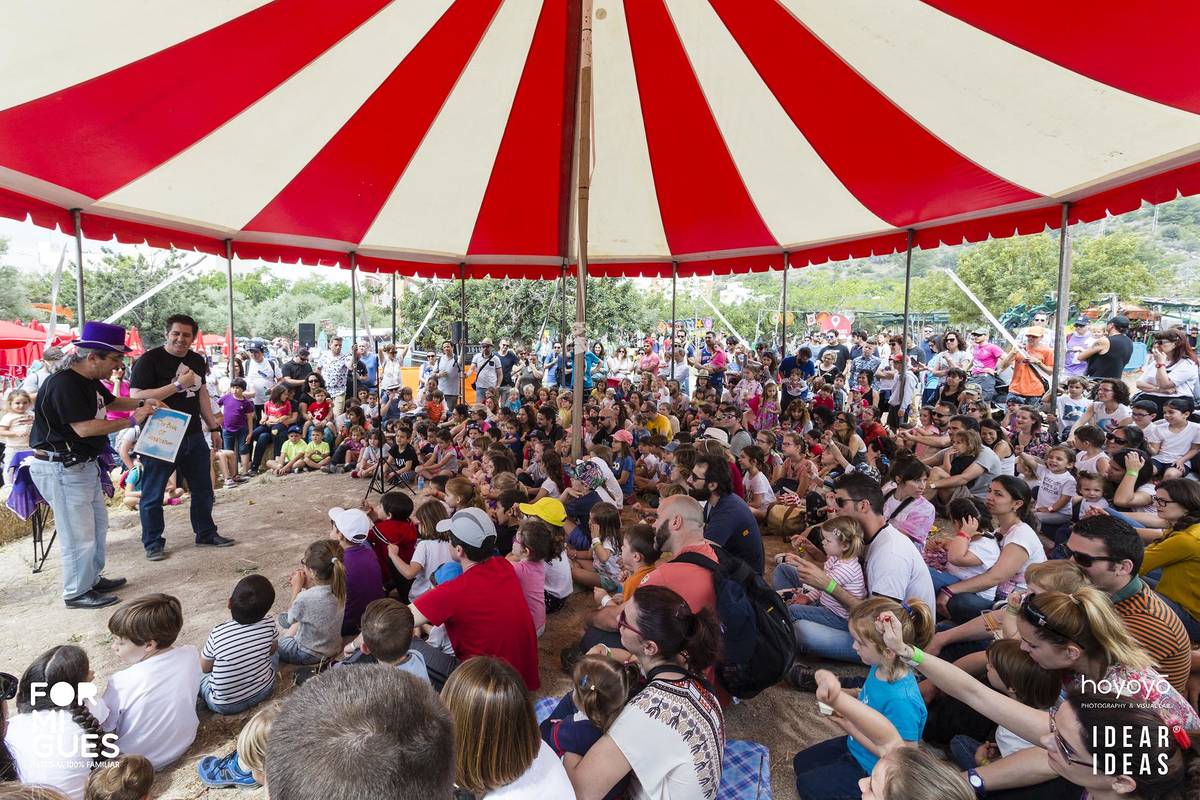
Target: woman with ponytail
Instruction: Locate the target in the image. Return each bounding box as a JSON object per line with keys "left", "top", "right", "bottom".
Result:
{"left": 5, "top": 646, "right": 113, "bottom": 799}
{"left": 568, "top": 585, "right": 724, "bottom": 800}
{"left": 938, "top": 475, "right": 1046, "bottom": 624}
{"left": 792, "top": 597, "right": 935, "bottom": 798}
{"left": 278, "top": 540, "right": 347, "bottom": 665}
{"left": 878, "top": 587, "right": 1200, "bottom": 797}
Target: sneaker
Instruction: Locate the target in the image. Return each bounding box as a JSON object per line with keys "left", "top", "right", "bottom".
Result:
{"left": 787, "top": 664, "right": 818, "bottom": 693}
{"left": 223, "top": 479, "right": 236, "bottom": 489}
{"left": 233, "top": 475, "right": 250, "bottom": 484}
{"left": 321, "top": 465, "right": 335, "bottom": 474}
{"left": 196, "top": 534, "right": 235, "bottom": 548}
{"left": 145, "top": 546, "right": 166, "bottom": 562}
{"left": 350, "top": 470, "right": 359, "bottom": 479}
{"left": 197, "top": 751, "right": 257, "bottom": 788}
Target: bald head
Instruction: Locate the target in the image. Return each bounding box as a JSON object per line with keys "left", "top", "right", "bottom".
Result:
{"left": 655, "top": 494, "right": 706, "bottom": 552}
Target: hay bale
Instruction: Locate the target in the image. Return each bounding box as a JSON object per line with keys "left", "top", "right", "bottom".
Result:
{"left": 0, "top": 510, "right": 37, "bottom": 546}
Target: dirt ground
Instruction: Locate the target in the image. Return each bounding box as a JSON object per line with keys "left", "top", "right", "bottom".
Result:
{"left": 0, "top": 473, "right": 854, "bottom": 798}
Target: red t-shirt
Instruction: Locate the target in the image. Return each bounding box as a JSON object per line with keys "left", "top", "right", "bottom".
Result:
{"left": 414, "top": 556, "right": 540, "bottom": 689}
{"left": 372, "top": 519, "right": 418, "bottom": 577}
{"left": 307, "top": 399, "right": 331, "bottom": 423}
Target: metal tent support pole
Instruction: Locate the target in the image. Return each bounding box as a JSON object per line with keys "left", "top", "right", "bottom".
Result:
{"left": 560, "top": 263, "right": 567, "bottom": 377}
{"left": 391, "top": 272, "right": 398, "bottom": 347}
{"left": 898, "top": 230, "right": 914, "bottom": 425}
{"left": 670, "top": 261, "right": 678, "bottom": 353}
{"left": 570, "top": 0, "right": 593, "bottom": 461}
{"left": 224, "top": 239, "right": 235, "bottom": 365}
{"left": 779, "top": 252, "right": 790, "bottom": 354}
{"left": 460, "top": 263, "right": 467, "bottom": 401}
{"left": 350, "top": 253, "right": 359, "bottom": 397}
{"left": 1050, "top": 203, "right": 1073, "bottom": 434}
{"left": 70, "top": 208, "right": 85, "bottom": 324}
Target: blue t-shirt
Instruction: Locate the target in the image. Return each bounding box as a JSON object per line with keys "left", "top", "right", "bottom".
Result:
{"left": 359, "top": 352, "right": 379, "bottom": 384}
{"left": 616, "top": 455, "right": 635, "bottom": 495}
{"left": 703, "top": 493, "right": 764, "bottom": 574}
{"left": 847, "top": 667, "right": 927, "bottom": 774}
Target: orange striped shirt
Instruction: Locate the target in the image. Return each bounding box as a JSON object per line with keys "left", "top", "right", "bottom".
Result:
{"left": 1114, "top": 581, "right": 1192, "bottom": 694}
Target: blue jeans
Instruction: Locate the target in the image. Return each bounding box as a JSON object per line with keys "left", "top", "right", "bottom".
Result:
{"left": 28, "top": 458, "right": 108, "bottom": 600}
{"left": 929, "top": 568, "right": 961, "bottom": 593}
{"left": 200, "top": 654, "right": 279, "bottom": 714}
{"left": 139, "top": 430, "right": 218, "bottom": 551}
{"left": 277, "top": 636, "right": 324, "bottom": 665}
{"left": 790, "top": 602, "right": 859, "bottom": 663}
{"left": 772, "top": 562, "right": 803, "bottom": 591}
{"left": 793, "top": 736, "right": 867, "bottom": 800}
{"left": 950, "top": 734, "right": 984, "bottom": 771}
{"left": 1157, "top": 592, "right": 1200, "bottom": 642}
{"left": 948, "top": 590, "right": 996, "bottom": 626}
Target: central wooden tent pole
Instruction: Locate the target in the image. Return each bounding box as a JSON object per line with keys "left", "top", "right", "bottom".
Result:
{"left": 570, "top": 0, "right": 593, "bottom": 460}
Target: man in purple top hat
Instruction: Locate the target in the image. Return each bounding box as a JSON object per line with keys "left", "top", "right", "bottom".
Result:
{"left": 28, "top": 321, "right": 162, "bottom": 608}
{"left": 130, "top": 314, "right": 234, "bottom": 561}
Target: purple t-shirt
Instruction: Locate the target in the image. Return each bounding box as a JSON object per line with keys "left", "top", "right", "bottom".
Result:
{"left": 342, "top": 543, "right": 385, "bottom": 633}
{"left": 220, "top": 394, "right": 255, "bottom": 432}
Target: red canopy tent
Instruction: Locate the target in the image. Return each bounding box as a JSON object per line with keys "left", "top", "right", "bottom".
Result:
{"left": 0, "top": 320, "right": 46, "bottom": 378}
{"left": 0, "top": 0, "right": 1196, "bottom": 277}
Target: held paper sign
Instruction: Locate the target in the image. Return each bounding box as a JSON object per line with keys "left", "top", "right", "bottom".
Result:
{"left": 134, "top": 409, "right": 191, "bottom": 463}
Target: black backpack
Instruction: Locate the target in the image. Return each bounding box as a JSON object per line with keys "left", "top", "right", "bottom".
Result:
{"left": 673, "top": 545, "right": 797, "bottom": 699}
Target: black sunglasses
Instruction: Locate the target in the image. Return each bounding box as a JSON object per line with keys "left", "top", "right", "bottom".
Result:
{"left": 1105, "top": 432, "right": 1127, "bottom": 443}
{"left": 0, "top": 672, "right": 17, "bottom": 701}
{"left": 1020, "top": 594, "right": 1076, "bottom": 643}
{"left": 1063, "top": 546, "right": 1122, "bottom": 568}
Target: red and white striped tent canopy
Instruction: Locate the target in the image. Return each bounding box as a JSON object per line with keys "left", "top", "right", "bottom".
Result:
{"left": 1, "top": 0, "right": 1198, "bottom": 280}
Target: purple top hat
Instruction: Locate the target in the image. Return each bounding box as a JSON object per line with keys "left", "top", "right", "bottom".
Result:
{"left": 72, "top": 321, "right": 131, "bottom": 354}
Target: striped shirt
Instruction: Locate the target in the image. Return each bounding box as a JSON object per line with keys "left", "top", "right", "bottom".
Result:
{"left": 1112, "top": 579, "right": 1191, "bottom": 694}
{"left": 201, "top": 617, "right": 277, "bottom": 706}
{"left": 818, "top": 556, "right": 867, "bottom": 620}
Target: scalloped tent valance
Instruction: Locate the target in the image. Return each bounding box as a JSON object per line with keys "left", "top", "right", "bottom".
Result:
{"left": 1, "top": 0, "right": 1198, "bottom": 278}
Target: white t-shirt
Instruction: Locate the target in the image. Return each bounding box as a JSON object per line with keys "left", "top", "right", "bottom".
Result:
{"left": 243, "top": 357, "right": 278, "bottom": 403}
{"left": 946, "top": 536, "right": 1002, "bottom": 600}
{"left": 5, "top": 708, "right": 108, "bottom": 800}
{"left": 487, "top": 741, "right": 575, "bottom": 799}
{"left": 1139, "top": 358, "right": 1199, "bottom": 399}
{"left": 1145, "top": 420, "right": 1200, "bottom": 463}
{"left": 471, "top": 351, "right": 503, "bottom": 391}
{"left": 539, "top": 476, "right": 563, "bottom": 499}
{"left": 1057, "top": 395, "right": 1089, "bottom": 430}
{"left": 1035, "top": 466, "right": 1077, "bottom": 510}
{"left": 410, "top": 539, "right": 453, "bottom": 599}
{"left": 99, "top": 645, "right": 202, "bottom": 770}
{"left": 544, "top": 552, "right": 574, "bottom": 600}
{"left": 745, "top": 471, "right": 776, "bottom": 505}
{"left": 865, "top": 524, "right": 936, "bottom": 611}
{"left": 995, "top": 523, "right": 1046, "bottom": 597}
{"left": 1090, "top": 402, "right": 1131, "bottom": 432}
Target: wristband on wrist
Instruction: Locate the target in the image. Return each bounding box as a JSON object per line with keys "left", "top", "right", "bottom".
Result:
{"left": 905, "top": 646, "right": 925, "bottom": 667}
{"left": 824, "top": 578, "right": 838, "bottom": 594}
{"left": 128, "top": 417, "right": 137, "bottom": 428}
{"left": 1125, "top": 470, "right": 1140, "bottom": 477}
{"left": 940, "top": 586, "right": 956, "bottom": 597}
{"left": 591, "top": 537, "right": 603, "bottom": 548}
{"left": 955, "top": 530, "right": 970, "bottom": 539}
{"left": 600, "top": 595, "right": 613, "bottom": 607}
{"left": 173, "top": 381, "right": 184, "bottom": 393}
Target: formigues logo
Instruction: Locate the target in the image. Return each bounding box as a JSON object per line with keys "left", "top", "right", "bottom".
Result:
{"left": 1078, "top": 674, "right": 1173, "bottom": 697}
{"left": 27, "top": 681, "right": 119, "bottom": 761}
{"left": 1090, "top": 725, "right": 1172, "bottom": 777}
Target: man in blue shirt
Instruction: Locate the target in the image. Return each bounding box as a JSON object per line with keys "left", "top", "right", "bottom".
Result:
{"left": 685, "top": 453, "right": 763, "bottom": 574}
{"left": 356, "top": 341, "right": 379, "bottom": 392}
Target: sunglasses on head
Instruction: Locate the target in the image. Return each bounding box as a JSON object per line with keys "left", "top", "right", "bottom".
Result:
{"left": 1019, "top": 594, "right": 1077, "bottom": 643}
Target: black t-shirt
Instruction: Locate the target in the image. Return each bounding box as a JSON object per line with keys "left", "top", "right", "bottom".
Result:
{"left": 818, "top": 344, "right": 850, "bottom": 374}
{"left": 390, "top": 443, "right": 418, "bottom": 471}
{"left": 498, "top": 351, "right": 519, "bottom": 387}
{"left": 281, "top": 359, "right": 313, "bottom": 390}
{"left": 30, "top": 369, "right": 116, "bottom": 459}
{"left": 130, "top": 347, "right": 209, "bottom": 434}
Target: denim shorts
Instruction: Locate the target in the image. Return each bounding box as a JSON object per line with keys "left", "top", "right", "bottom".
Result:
{"left": 221, "top": 429, "right": 250, "bottom": 455}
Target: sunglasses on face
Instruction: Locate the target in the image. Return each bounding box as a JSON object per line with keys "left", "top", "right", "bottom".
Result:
{"left": 1154, "top": 496, "right": 1176, "bottom": 507}
{"left": 0, "top": 672, "right": 16, "bottom": 701}
{"left": 1049, "top": 705, "right": 1092, "bottom": 767}
{"left": 1063, "top": 546, "right": 1122, "bottom": 568}
{"left": 1105, "top": 433, "right": 1127, "bottom": 443}
{"left": 617, "top": 608, "right": 645, "bottom": 638}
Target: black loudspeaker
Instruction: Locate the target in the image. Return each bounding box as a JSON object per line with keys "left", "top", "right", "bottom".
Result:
{"left": 450, "top": 321, "right": 466, "bottom": 344}
{"left": 297, "top": 323, "right": 316, "bottom": 348}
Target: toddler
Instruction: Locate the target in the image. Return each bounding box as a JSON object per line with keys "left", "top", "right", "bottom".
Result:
{"left": 784, "top": 516, "right": 865, "bottom": 620}
{"left": 0, "top": 389, "right": 33, "bottom": 480}
{"left": 197, "top": 702, "right": 279, "bottom": 788}
{"left": 928, "top": 498, "right": 1001, "bottom": 603}
{"left": 1072, "top": 424, "right": 1109, "bottom": 475}
{"left": 569, "top": 501, "right": 622, "bottom": 591}
{"left": 84, "top": 754, "right": 153, "bottom": 800}
{"left": 1074, "top": 471, "right": 1110, "bottom": 517}
{"left": 593, "top": 523, "right": 660, "bottom": 610}
{"left": 508, "top": 518, "right": 563, "bottom": 636}
{"left": 269, "top": 426, "right": 308, "bottom": 475}
{"left": 351, "top": 429, "right": 385, "bottom": 479}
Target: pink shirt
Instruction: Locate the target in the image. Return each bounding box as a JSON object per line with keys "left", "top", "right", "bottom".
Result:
{"left": 512, "top": 559, "right": 547, "bottom": 633}
{"left": 638, "top": 353, "right": 660, "bottom": 373}
{"left": 971, "top": 343, "right": 1005, "bottom": 374}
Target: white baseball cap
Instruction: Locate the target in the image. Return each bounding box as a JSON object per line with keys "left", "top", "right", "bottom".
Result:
{"left": 435, "top": 507, "right": 497, "bottom": 547}
{"left": 328, "top": 507, "right": 371, "bottom": 544}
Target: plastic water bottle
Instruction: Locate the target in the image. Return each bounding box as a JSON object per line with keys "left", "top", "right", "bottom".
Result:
{"left": 417, "top": 476, "right": 425, "bottom": 490}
